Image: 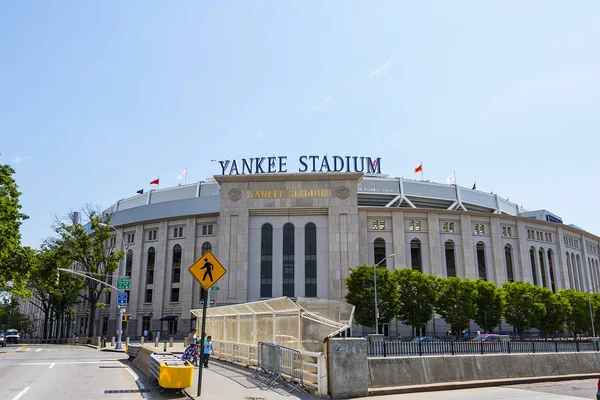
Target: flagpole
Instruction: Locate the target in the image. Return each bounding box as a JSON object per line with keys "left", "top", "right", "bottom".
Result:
{"left": 454, "top": 170, "right": 457, "bottom": 186}
{"left": 185, "top": 167, "right": 187, "bottom": 185}
{"left": 421, "top": 161, "right": 424, "bottom": 181}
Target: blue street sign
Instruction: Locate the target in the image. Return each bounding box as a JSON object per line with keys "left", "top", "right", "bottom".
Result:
{"left": 117, "top": 292, "right": 127, "bottom": 305}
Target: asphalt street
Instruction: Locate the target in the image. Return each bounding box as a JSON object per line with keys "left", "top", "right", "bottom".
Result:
{"left": 0, "top": 343, "right": 162, "bottom": 400}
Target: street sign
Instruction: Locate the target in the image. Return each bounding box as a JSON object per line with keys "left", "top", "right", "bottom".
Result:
{"left": 210, "top": 286, "right": 219, "bottom": 291}
{"left": 117, "top": 278, "right": 130, "bottom": 290}
{"left": 188, "top": 250, "right": 227, "bottom": 291}
{"left": 200, "top": 299, "right": 215, "bottom": 305}
{"left": 117, "top": 291, "right": 128, "bottom": 305}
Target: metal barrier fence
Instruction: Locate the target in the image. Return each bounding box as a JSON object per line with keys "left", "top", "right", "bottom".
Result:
{"left": 211, "top": 340, "right": 326, "bottom": 395}
{"left": 252, "top": 342, "right": 304, "bottom": 393}
{"left": 368, "top": 340, "right": 599, "bottom": 357}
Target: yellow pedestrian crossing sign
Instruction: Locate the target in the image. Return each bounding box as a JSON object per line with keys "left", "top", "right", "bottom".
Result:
{"left": 189, "top": 250, "right": 227, "bottom": 291}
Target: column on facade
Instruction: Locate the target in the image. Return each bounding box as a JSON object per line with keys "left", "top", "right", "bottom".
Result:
{"left": 489, "top": 216, "right": 505, "bottom": 284}
{"left": 460, "top": 214, "right": 476, "bottom": 279}
{"left": 180, "top": 217, "right": 198, "bottom": 335}
{"left": 555, "top": 227, "right": 568, "bottom": 289}
{"left": 358, "top": 211, "right": 369, "bottom": 265}
{"left": 515, "top": 220, "right": 532, "bottom": 283}
{"left": 426, "top": 213, "right": 442, "bottom": 277}
{"left": 392, "top": 211, "right": 406, "bottom": 270}
{"left": 153, "top": 220, "right": 169, "bottom": 333}
{"left": 581, "top": 235, "right": 594, "bottom": 292}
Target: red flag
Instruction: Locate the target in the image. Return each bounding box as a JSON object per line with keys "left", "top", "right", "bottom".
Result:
{"left": 150, "top": 178, "right": 159, "bottom": 185}
{"left": 413, "top": 163, "right": 423, "bottom": 173}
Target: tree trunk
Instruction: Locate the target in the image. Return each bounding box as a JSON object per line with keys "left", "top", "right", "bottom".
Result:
{"left": 42, "top": 305, "right": 50, "bottom": 339}
{"left": 48, "top": 308, "right": 54, "bottom": 339}
{"left": 87, "top": 302, "right": 96, "bottom": 337}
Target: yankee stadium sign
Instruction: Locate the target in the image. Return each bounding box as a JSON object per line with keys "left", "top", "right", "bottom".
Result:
{"left": 218, "top": 155, "right": 382, "bottom": 175}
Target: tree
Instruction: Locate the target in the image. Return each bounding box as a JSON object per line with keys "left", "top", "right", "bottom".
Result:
{"left": 345, "top": 264, "right": 399, "bottom": 331}
{"left": 556, "top": 289, "right": 591, "bottom": 336}
{"left": 535, "top": 288, "right": 570, "bottom": 338}
{"left": 394, "top": 268, "right": 438, "bottom": 336}
{"left": 0, "top": 298, "right": 31, "bottom": 334}
{"left": 473, "top": 280, "right": 505, "bottom": 333}
{"left": 435, "top": 277, "right": 477, "bottom": 335}
{"left": 0, "top": 164, "right": 30, "bottom": 295}
{"left": 26, "top": 244, "right": 82, "bottom": 339}
{"left": 503, "top": 281, "right": 545, "bottom": 340}
{"left": 54, "top": 211, "right": 122, "bottom": 337}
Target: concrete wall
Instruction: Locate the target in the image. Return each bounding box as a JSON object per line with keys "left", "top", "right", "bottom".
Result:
{"left": 328, "top": 338, "right": 369, "bottom": 399}
{"left": 368, "top": 352, "right": 600, "bottom": 389}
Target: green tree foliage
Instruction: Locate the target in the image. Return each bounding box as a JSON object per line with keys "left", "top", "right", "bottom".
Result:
{"left": 535, "top": 287, "right": 571, "bottom": 337}
{"left": 473, "top": 280, "right": 505, "bottom": 333}
{"left": 54, "top": 211, "right": 122, "bottom": 337}
{"left": 0, "top": 164, "right": 30, "bottom": 294}
{"left": 557, "top": 289, "right": 591, "bottom": 336}
{"left": 345, "top": 264, "right": 399, "bottom": 330}
{"left": 435, "top": 277, "right": 477, "bottom": 334}
{"left": 394, "top": 268, "right": 438, "bottom": 335}
{"left": 503, "top": 281, "right": 545, "bottom": 339}
{"left": 0, "top": 299, "right": 31, "bottom": 334}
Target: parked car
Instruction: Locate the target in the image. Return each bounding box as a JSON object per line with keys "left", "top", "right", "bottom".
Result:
{"left": 468, "top": 334, "right": 510, "bottom": 342}
{"left": 0, "top": 330, "right": 5, "bottom": 347}
{"left": 411, "top": 337, "right": 440, "bottom": 343}
{"left": 5, "top": 329, "right": 20, "bottom": 344}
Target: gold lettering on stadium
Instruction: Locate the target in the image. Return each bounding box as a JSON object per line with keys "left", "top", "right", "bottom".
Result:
{"left": 248, "top": 189, "right": 330, "bottom": 199}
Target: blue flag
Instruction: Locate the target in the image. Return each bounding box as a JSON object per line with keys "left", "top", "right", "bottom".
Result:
{"left": 136, "top": 189, "right": 144, "bottom": 194}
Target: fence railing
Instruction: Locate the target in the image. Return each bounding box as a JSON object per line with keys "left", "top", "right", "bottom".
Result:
{"left": 212, "top": 340, "right": 327, "bottom": 395}
{"left": 367, "top": 340, "right": 599, "bottom": 357}
{"left": 253, "top": 342, "right": 304, "bottom": 393}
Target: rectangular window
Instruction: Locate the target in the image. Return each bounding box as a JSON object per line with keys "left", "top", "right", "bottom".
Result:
{"left": 502, "top": 227, "right": 507, "bottom": 237}
{"left": 372, "top": 219, "right": 386, "bottom": 230}
{"left": 202, "top": 225, "right": 207, "bottom": 235}
{"left": 170, "top": 287, "right": 179, "bottom": 302}
{"left": 109, "top": 237, "right": 116, "bottom": 247}
{"left": 545, "top": 232, "right": 548, "bottom": 242}
{"left": 536, "top": 231, "right": 540, "bottom": 241}
{"left": 173, "top": 227, "right": 184, "bottom": 238}
{"left": 146, "top": 269, "right": 154, "bottom": 285}
{"left": 208, "top": 224, "right": 213, "bottom": 235}
{"left": 373, "top": 220, "right": 379, "bottom": 230}
{"left": 172, "top": 266, "right": 181, "bottom": 283}
{"left": 548, "top": 233, "right": 552, "bottom": 242}
{"left": 305, "top": 224, "right": 317, "bottom": 297}
{"left": 147, "top": 230, "right": 157, "bottom": 241}
{"left": 507, "top": 227, "right": 512, "bottom": 237}
{"left": 145, "top": 289, "right": 153, "bottom": 303}
{"left": 474, "top": 224, "right": 484, "bottom": 235}
{"left": 443, "top": 222, "right": 454, "bottom": 233}
{"left": 126, "top": 233, "right": 135, "bottom": 244}
{"left": 125, "top": 290, "right": 130, "bottom": 304}
{"left": 409, "top": 221, "right": 414, "bottom": 231}
{"left": 142, "top": 316, "right": 151, "bottom": 333}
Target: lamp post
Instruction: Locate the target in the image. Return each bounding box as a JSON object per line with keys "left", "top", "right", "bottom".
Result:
{"left": 586, "top": 285, "right": 600, "bottom": 341}
{"left": 99, "top": 222, "right": 126, "bottom": 350}
{"left": 374, "top": 254, "right": 395, "bottom": 335}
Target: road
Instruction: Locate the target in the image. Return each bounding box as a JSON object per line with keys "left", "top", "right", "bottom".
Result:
{"left": 0, "top": 343, "right": 173, "bottom": 400}
{"left": 368, "top": 379, "right": 599, "bottom": 400}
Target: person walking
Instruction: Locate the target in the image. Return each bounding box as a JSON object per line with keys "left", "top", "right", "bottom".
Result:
{"left": 143, "top": 329, "right": 148, "bottom": 339}
{"left": 203, "top": 336, "right": 214, "bottom": 368}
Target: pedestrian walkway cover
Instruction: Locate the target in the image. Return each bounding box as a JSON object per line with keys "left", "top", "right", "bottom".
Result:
{"left": 191, "top": 297, "right": 354, "bottom": 352}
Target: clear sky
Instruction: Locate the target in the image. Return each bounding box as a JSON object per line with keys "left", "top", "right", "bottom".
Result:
{"left": 2, "top": 1, "right": 599, "bottom": 248}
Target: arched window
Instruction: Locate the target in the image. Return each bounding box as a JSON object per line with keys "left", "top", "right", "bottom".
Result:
{"left": 283, "top": 223, "right": 295, "bottom": 297}
{"left": 126, "top": 249, "right": 133, "bottom": 277}
{"left": 305, "top": 223, "right": 317, "bottom": 297}
{"left": 410, "top": 239, "right": 422, "bottom": 272}
{"left": 530, "top": 247, "right": 538, "bottom": 286}
{"left": 445, "top": 240, "right": 456, "bottom": 277}
{"left": 505, "top": 245, "right": 514, "bottom": 282}
{"left": 260, "top": 224, "right": 273, "bottom": 298}
{"left": 476, "top": 242, "right": 487, "bottom": 280}
{"left": 566, "top": 252, "right": 573, "bottom": 289}
{"left": 374, "top": 238, "right": 386, "bottom": 266}
{"left": 201, "top": 241, "right": 212, "bottom": 254}
{"left": 547, "top": 249, "right": 556, "bottom": 292}
{"left": 539, "top": 248, "right": 547, "bottom": 288}
{"left": 146, "top": 247, "right": 155, "bottom": 285}
{"left": 172, "top": 244, "right": 182, "bottom": 283}
{"left": 572, "top": 253, "right": 581, "bottom": 290}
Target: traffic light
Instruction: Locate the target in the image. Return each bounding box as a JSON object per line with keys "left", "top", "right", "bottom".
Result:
{"left": 55, "top": 271, "right": 60, "bottom": 285}
{"left": 122, "top": 314, "right": 133, "bottom": 322}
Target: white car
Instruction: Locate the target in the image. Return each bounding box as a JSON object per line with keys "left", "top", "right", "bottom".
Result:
{"left": 6, "top": 329, "right": 19, "bottom": 344}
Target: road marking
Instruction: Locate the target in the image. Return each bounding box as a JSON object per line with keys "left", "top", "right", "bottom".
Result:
{"left": 124, "top": 367, "right": 150, "bottom": 399}
{"left": 25, "top": 348, "right": 30, "bottom": 352}
{"left": 11, "top": 387, "right": 30, "bottom": 400}
{"left": 35, "top": 348, "right": 42, "bottom": 352}
{"left": 49, "top": 363, "right": 55, "bottom": 369}
{"left": 18, "top": 361, "right": 121, "bottom": 366}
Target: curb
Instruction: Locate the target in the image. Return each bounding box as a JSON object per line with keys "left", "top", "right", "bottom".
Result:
{"left": 368, "top": 373, "right": 600, "bottom": 396}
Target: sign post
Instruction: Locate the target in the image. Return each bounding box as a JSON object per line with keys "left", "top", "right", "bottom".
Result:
{"left": 188, "top": 250, "right": 227, "bottom": 397}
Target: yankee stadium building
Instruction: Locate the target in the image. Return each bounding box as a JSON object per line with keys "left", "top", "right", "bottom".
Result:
{"left": 40, "top": 155, "right": 600, "bottom": 338}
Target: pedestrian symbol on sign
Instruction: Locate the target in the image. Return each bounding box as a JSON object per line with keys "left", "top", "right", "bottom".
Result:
{"left": 201, "top": 258, "right": 214, "bottom": 281}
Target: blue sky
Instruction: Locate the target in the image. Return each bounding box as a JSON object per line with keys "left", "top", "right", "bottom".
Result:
{"left": 1, "top": 1, "right": 599, "bottom": 248}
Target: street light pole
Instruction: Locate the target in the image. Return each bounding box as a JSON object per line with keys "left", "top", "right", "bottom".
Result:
{"left": 99, "top": 223, "right": 126, "bottom": 350}
{"left": 374, "top": 254, "right": 395, "bottom": 335}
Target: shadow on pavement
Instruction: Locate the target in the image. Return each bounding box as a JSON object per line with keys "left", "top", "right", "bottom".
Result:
{"left": 117, "top": 359, "right": 189, "bottom": 399}
{"left": 205, "top": 358, "right": 322, "bottom": 399}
